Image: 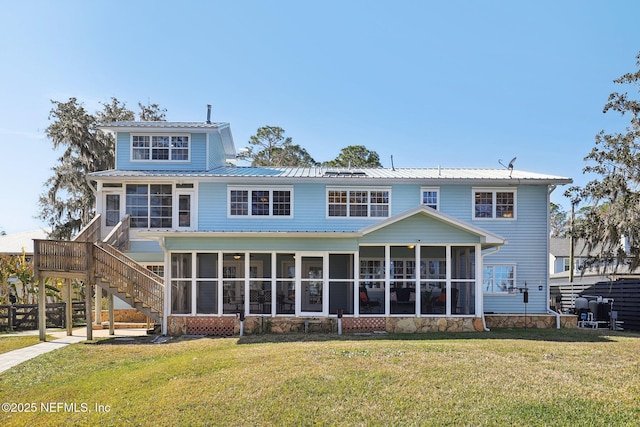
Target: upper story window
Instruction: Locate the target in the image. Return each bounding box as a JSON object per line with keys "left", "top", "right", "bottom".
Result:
{"left": 126, "top": 184, "right": 173, "bottom": 228}
{"left": 132, "top": 134, "right": 190, "bottom": 162}
{"left": 420, "top": 187, "right": 439, "bottom": 210}
{"left": 327, "top": 188, "right": 390, "bottom": 218}
{"left": 228, "top": 187, "right": 292, "bottom": 217}
{"left": 473, "top": 188, "right": 516, "bottom": 219}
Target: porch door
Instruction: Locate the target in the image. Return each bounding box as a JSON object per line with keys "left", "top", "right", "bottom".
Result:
{"left": 299, "top": 255, "right": 326, "bottom": 315}
{"left": 175, "top": 191, "right": 195, "bottom": 230}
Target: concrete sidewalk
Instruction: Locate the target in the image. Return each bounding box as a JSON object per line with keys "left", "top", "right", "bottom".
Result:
{"left": 0, "top": 328, "right": 149, "bottom": 374}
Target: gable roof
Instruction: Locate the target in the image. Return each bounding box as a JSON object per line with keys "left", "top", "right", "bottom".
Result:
{"left": 360, "top": 206, "right": 506, "bottom": 246}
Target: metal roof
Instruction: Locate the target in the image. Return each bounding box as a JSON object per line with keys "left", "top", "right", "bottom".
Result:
{"left": 98, "top": 121, "right": 228, "bottom": 131}
{"left": 90, "top": 166, "right": 572, "bottom": 184}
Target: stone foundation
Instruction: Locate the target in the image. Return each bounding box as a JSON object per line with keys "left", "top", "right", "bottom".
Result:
{"left": 386, "top": 317, "right": 485, "bottom": 333}
{"left": 242, "top": 316, "right": 334, "bottom": 334}
{"left": 484, "top": 314, "right": 578, "bottom": 329}
{"left": 165, "top": 314, "right": 578, "bottom": 336}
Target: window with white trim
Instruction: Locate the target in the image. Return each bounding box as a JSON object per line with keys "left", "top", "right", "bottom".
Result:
{"left": 327, "top": 188, "right": 390, "bottom": 218}
{"left": 132, "top": 134, "right": 190, "bottom": 161}
{"left": 228, "top": 187, "right": 292, "bottom": 217}
{"left": 421, "top": 187, "right": 439, "bottom": 210}
{"left": 473, "top": 189, "right": 516, "bottom": 219}
{"left": 126, "top": 184, "right": 173, "bottom": 228}
{"left": 483, "top": 264, "right": 515, "bottom": 293}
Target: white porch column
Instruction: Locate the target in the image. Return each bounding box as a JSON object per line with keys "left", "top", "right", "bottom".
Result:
{"left": 475, "top": 244, "right": 483, "bottom": 317}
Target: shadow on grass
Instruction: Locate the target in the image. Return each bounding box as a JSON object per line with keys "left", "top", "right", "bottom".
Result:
{"left": 234, "top": 328, "right": 639, "bottom": 345}
{"left": 86, "top": 328, "right": 640, "bottom": 347}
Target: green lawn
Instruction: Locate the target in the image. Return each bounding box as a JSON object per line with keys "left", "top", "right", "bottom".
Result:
{"left": 0, "top": 335, "right": 53, "bottom": 354}
{"left": 1, "top": 329, "right": 638, "bottom": 426}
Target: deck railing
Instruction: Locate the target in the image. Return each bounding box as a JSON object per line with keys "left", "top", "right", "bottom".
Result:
{"left": 33, "top": 240, "right": 93, "bottom": 278}
{"left": 73, "top": 214, "right": 102, "bottom": 243}
{"left": 102, "top": 214, "right": 130, "bottom": 251}
{"left": 94, "top": 243, "right": 164, "bottom": 318}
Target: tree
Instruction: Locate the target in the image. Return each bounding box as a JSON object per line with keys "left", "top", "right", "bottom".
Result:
{"left": 39, "top": 97, "right": 163, "bottom": 240}
{"left": 138, "top": 101, "right": 167, "bottom": 121}
{"left": 245, "top": 126, "right": 319, "bottom": 167}
{"left": 565, "top": 52, "right": 640, "bottom": 269}
{"left": 549, "top": 202, "right": 568, "bottom": 237}
{"left": 324, "top": 145, "right": 382, "bottom": 168}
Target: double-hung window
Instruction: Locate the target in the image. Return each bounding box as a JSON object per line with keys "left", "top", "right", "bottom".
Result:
{"left": 327, "top": 188, "right": 390, "bottom": 218}
{"left": 421, "top": 187, "right": 439, "bottom": 210}
{"left": 132, "top": 134, "right": 190, "bottom": 161}
{"left": 126, "top": 184, "right": 173, "bottom": 228}
{"left": 483, "top": 264, "right": 515, "bottom": 293}
{"left": 228, "top": 187, "right": 292, "bottom": 217}
{"left": 473, "top": 188, "right": 516, "bottom": 219}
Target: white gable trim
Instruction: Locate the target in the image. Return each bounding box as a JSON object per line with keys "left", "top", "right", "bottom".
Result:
{"left": 359, "top": 206, "right": 507, "bottom": 246}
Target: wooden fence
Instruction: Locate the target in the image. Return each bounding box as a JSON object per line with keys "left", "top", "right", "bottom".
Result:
{"left": 581, "top": 279, "right": 640, "bottom": 331}
{"left": 0, "top": 302, "right": 86, "bottom": 331}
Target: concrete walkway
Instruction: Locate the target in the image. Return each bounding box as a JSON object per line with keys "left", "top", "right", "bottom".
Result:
{"left": 0, "top": 328, "right": 148, "bottom": 374}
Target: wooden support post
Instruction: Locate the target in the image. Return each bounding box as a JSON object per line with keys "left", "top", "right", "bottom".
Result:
{"left": 66, "top": 279, "right": 73, "bottom": 336}
{"left": 33, "top": 242, "right": 46, "bottom": 342}
{"left": 108, "top": 293, "right": 114, "bottom": 335}
{"left": 38, "top": 279, "right": 46, "bottom": 342}
{"left": 85, "top": 241, "right": 94, "bottom": 341}
{"left": 85, "top": 282, "right": 93, "bottom": 341}
{"left": 94, "top": 285, "right": 102, "bottom": 325}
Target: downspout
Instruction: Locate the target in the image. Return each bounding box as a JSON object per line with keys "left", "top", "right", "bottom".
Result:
{"left": 548, "top": 308, "right": 561, "bottom": 329}
{"left": 480, "top": 246, "right": 502, "bottom": 332}
{"left": 547, "top": 185, "right": 561, "bottom": 329}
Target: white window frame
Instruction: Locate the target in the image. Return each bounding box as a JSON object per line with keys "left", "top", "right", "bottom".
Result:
{"left": 483, "top": 264, "right": 516, "bottom": 294}
{"left": 175, "top": 190, "right": 196, "bottom": 230}
{"left": 472, "top": 188, "right": 517, "bottom": 220}
{"left": 326, "top": 187, "right": 391, "bottom": 219}
{"left": 130, "top": 133, "right": 191, "bottom": 163}
{"left": 125, "top": 183, "right": 173, "bottom": 229}
{"left": 103, "top": 191, "right": 124, "bottom": 228}
{"left": 420, "top": 187, "right": 440, "bottom": 210}
{"left": 227, "top": 186, "right": 293, "bottom": 218}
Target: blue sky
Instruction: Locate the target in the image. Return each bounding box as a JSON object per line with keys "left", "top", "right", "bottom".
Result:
{"left": 1, "top": 1, "right": 639, "bottom": 233}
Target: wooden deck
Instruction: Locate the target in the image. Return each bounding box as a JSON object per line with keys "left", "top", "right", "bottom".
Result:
{"left": 33, "top": 214, "right": 164, "bottom": 338}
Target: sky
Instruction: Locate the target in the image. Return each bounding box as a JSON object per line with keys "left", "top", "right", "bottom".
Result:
{"left": 0, "top": 1, "right": 639, "bottom": 234}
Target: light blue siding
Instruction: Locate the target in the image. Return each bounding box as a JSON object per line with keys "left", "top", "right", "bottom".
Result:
{"left": 116, "top": 132, "right": 207, "bottom": 171}
{"left": 479, "top": 185, "right": 550, "bottom": 314}
{"left": 125, "top": 239, "right": 164, "bottom": 263}
{"left": 164, "top": 236, "right": 358, "bottom": 252}
{"left": 359, "top": 214, "right": 482, "bottom": 245}
{"left": 207, "top": 131, "right": 227, "bottom": 169}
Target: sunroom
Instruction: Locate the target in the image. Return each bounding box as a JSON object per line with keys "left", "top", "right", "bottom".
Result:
{"left": 158, "top": 206, "right": 506, "bottom": 321}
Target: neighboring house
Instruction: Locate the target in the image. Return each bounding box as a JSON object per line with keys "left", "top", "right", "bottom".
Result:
{"left": 33, "top": 116, "right": 573, "bottom": 335}
{"left": 0, "top": 229, "right": 49, "bottom": 261}
{"left": 549, "top": 237, "right": 638, "bottom": 313}
{"left": 0, "top": 229, "right": 48, "bottom": 302}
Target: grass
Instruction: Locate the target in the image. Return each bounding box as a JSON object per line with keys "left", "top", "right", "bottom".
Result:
{"left": 0, "top": 328, "right": 639, "bottom": 426}
{"left": 0, "top": 335, "right": 54, "bottom": 354}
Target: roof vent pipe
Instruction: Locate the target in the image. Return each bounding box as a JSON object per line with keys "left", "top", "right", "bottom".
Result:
{"left": 206, "top": 104, "right": 212, "bottom": 124}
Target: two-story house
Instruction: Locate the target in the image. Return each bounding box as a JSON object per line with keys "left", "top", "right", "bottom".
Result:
{"left": 34, "top": 116, "right": 574, "bottom": 336}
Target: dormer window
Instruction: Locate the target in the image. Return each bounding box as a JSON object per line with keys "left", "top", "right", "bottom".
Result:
{"left": 132, "top": 134, "right": 190, "bottom": 161}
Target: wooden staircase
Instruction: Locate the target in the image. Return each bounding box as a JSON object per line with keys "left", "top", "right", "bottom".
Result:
{"left": 33, "top": 215, "right": 164, "bottom": 324}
